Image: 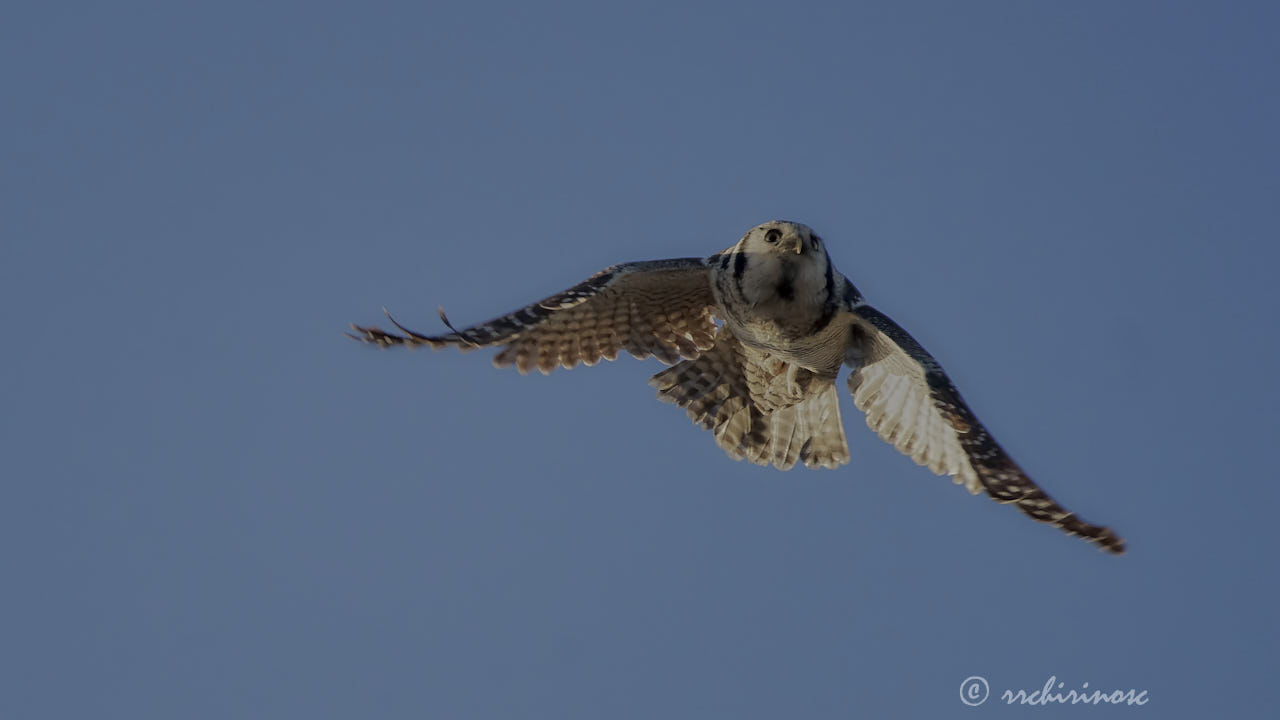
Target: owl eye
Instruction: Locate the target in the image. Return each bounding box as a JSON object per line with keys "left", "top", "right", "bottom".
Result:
{"left": 811, "top": 235, "right": 821, "bottom": 250}
{"left": 764, "top": 229, "right": 782, "bottom": 244}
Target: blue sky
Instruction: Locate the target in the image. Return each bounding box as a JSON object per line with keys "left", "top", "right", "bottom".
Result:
{"left": 3, "top": 1, "right": 1278, "bottom": 717}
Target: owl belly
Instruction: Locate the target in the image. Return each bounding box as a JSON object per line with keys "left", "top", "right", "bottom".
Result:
{"left": 726, "top": 313, "right": 849, "bottom": 378}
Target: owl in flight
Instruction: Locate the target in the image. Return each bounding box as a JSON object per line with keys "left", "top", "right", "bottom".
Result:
{"left": 351, "top": 221, "right": 1125, "bottom": 554}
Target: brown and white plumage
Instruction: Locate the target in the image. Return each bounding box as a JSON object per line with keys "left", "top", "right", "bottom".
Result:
{"left": 351, "top": 258, "right": 718, "bottom": 372}
{"left": 351, "top": 221, "right": 1126, "bottom": 554}
{"left": 649, "top": 326, "right": 850, "bottom": 470}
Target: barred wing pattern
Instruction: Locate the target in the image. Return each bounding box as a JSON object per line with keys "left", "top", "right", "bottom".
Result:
{"left": 651, "top": 327, "right": 850, "bottom": 470}
{"left": 350, "top": 259, "right": 718, "bottom": 374}
{"left": 847, "top": 304, "right": 1126, "bottom": 554}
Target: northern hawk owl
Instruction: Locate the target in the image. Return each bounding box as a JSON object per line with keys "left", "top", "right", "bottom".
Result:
{"left": 350, "top": 221, "right": 1125, "bottom": 554}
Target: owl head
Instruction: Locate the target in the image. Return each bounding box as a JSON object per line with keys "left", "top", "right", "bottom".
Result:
{"left": 712, "top": 220, "right": 832, "bottom": 309}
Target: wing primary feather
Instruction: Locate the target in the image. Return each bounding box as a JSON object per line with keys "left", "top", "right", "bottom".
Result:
{"left": 381, "top": 308, "right": 435, "bottom": 342}
{"left": 435, "top": 306, "right": 481, "bottom": 347}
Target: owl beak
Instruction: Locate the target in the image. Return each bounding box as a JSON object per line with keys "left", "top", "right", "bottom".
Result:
{"left": 782, "top": 236, "right": 804, "bottom": 255}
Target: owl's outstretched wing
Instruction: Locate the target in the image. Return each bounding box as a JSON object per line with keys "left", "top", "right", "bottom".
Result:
{"left": 845, "top": 303, "right": 1126, "bottom": 554}
{"left": 350, "top": 258, "right": 718, "bottom": 374}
